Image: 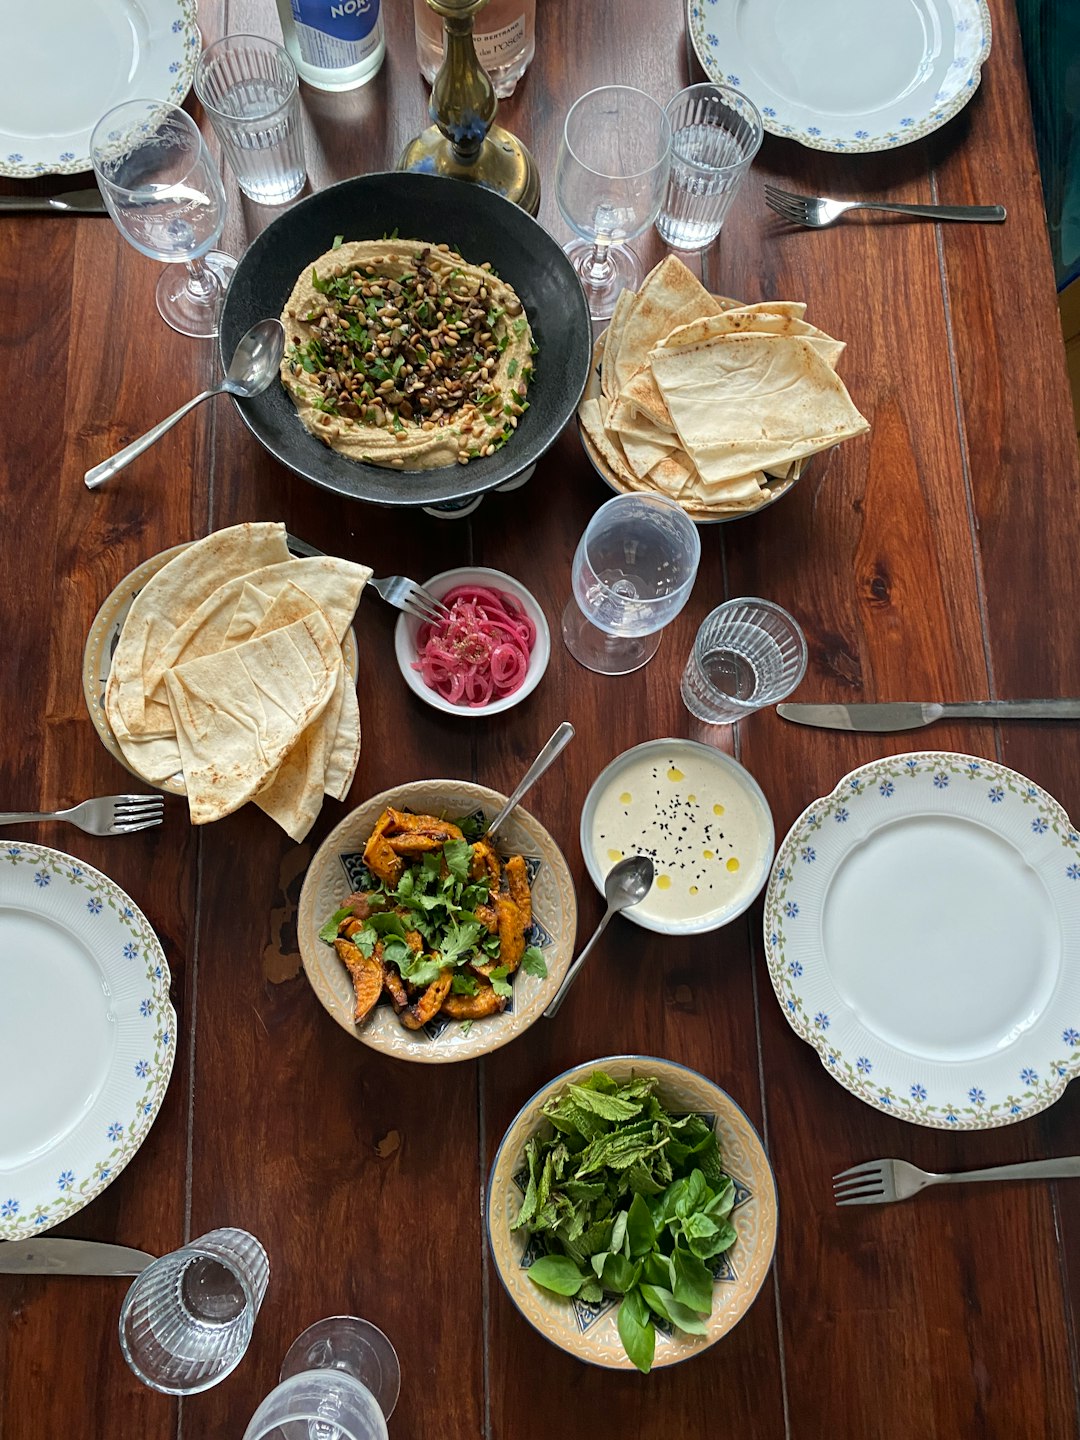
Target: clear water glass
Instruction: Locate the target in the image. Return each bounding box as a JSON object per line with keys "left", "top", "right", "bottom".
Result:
{"left": 562, "top": 493, "right": 701, "bottom": 675}
{"left": 243, "top": 1371, "right": 389, "bottom": 1440}
{"left": 281, "top": 1316, "right": 400, "bottom": 1420}
{"left": 657, "top": 83, "right": 763, "bottom": 251}
{"left": 195, "top": 35, "right": 307, "bottom": 206}
{"left": 681, "top": 598, "right": 807, "bottom": 724}
{"left": 555, "top": 86, "right": 672, "bottom": 320}
{"left": 91, "top": 100, "right": 236, "bottom": 338}
{"left": 118, "top": 1227, "right": 269, "bottom": 1394}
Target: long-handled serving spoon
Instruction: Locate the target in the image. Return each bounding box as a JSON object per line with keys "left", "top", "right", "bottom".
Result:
{"left": 543, "top": 854, "right": 654, "bottom": 1018}
{"left": 84, "top": 318, "right": 285, "bottom": 489}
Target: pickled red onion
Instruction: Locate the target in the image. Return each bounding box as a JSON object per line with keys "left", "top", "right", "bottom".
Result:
{"left": 413, "top": 584, "right": 536, "bottom": 707}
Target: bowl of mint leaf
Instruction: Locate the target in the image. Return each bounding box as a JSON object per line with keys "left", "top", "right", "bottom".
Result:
{"left": 486, "top": 1056, "right": 777, "bottom": 1372}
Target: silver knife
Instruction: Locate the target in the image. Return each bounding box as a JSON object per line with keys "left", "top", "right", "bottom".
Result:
{"left": 0, "top": 1238, "right": 155, "bottom": 1275}
{"left": 777, "top": 699, "right": 1080, "bottom": 732}
{"left": 0, "top": 189, "right": 108, "bottom": 215}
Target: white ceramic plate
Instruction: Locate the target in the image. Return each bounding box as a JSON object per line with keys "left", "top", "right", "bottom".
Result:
{"left": 487, "top": 1055, "right": 777, "bottom": 1370}
{"left": 297, "top": 780, "right": 577, "bottom": 1063}
{"left": 393, "top": 567, "right": 551, "bottom": 717}
{"left": 764, "top": 752, "right": 1080, "bottom": 1129}
{"left": 0, "top": 843, "right": 175, "bottom": 1239}
{"left": 688, "top": 0, "right": 991, "bottom": 153}
{"left": 580, "top": 738, "right": 774, "bottom": 936}
{"left": 0, "top": 0, "right": 200, "bottom": 178}
{"left": 82, "top": 536, "right": 360, "bottom": 795}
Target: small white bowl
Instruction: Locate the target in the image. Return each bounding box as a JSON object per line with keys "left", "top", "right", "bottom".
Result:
{"left": 580, "top": 738, "right": 775, "bottom": 935}
{"left": 394, "top": 566, "right": 551, "bottom": 717}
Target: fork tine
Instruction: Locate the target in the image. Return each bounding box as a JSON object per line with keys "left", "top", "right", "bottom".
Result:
{"left": 832, "top": 1162, "right": 885, "bottom": 1182}
{"left": 112, "top": 803, "right": 165, "bottom": 819}
{"left": 764, "top": 194, "right": 809, "bottom": 224}
{"left": 835, "top": 1192, "right": 889, "bottom": 1207}
{"left": 832, "top": 1176, "right": 886, "bottom": 1195}
{"left": 402, "top": 597, "right": 447, "bottom": 626}
{"left": 409, "top": 589, "right": 452, "bottom": 621}
{"left": 763, "top": 183, "right": 806, "bottom": 206}
{"left": 109, "top": 817, "right": 165, "bottom": 835}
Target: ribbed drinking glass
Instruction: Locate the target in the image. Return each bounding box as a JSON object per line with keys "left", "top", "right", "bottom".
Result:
{"left": 118, "top": 1227, "right": 269, "bottom": 1394}
{"left": 656, "top": 83, "right": 763, "bottom": 251}
{"left": 681, "top": 598, "right": 807, "bottom": 723}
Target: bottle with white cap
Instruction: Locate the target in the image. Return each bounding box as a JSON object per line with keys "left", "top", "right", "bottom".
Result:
{"left": 275, "top": 0, "right": 386, "bottom": 91}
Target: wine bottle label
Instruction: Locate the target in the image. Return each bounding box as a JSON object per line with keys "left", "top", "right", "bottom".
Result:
{"left": 474, "top": 15, "right": 526, "bottom": 65}
{"left": 288, "top": 0, "right": 382, "bottom": 66}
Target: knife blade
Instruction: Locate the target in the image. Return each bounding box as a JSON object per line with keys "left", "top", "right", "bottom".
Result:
{"left": 0, "top": 1238, "right": 155, "bottom": 1275}
{"left": 777, "top": 699, "right": 1080, "bottom": 732}
{"left": 0, "top": 189, "right": 108, "bottom": 215}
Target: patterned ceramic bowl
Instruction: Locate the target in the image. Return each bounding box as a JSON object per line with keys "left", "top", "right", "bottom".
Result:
{"left": 486, "top": 1055, "right": 777, "bottom": 1369}
{"left": 296, "top": 780, "right": 577, "bottom": 1064}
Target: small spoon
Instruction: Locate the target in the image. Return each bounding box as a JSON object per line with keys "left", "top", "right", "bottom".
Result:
{"left": 485, "top": 722, "right": 575, "bottom": 838}
{"left": 543, "top": 854, "right": 654, "bottom": 1019}
{"left": 84, "top": 318, "right": 285, "bottom": 489}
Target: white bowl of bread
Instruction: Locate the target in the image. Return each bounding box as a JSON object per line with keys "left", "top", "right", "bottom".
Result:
{"left": 577, "top": 256, "right": 870, "bottom": 523}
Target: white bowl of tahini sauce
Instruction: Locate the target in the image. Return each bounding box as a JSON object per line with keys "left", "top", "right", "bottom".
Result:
{"left": 581, "top": 738, "right": 775, "bottom": 935}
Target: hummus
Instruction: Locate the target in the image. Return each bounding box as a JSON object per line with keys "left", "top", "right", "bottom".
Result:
{"left": 280, "top": 238, "right": 535, "bottom": 471}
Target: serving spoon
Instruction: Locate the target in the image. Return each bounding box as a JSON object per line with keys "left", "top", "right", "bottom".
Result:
{"left": 485, "top": 721, "right": 575, "bottom": 837}
{"left": 84, "top": 318, "right": 285, "bottom": 489}
{"left": 543, "top": 854, "right": 654, "bottom": 1018}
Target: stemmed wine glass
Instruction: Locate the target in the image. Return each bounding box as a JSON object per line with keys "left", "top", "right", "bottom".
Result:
{"left": 555, "top": 86, "right": 672, "bottom": 320}
{"left": 91, "top": 100, "right": 237, "bottom": 338}
{"left": 562, "top": 493, "right": 702, "bottom": 675}
{"left": 242, "top": 1315, "right": 400, "bottom": 1440}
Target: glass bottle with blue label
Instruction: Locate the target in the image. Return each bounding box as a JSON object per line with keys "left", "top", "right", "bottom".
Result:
{"left": 275, "top": 0, "right": 386, "bottom": 90}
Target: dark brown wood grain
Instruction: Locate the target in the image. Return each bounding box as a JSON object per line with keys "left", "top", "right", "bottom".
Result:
{"left": 1, "top": 0, "right": 1078, "bottom": 1436}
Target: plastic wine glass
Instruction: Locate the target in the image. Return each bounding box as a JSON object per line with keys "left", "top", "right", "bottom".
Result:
{"left": 562, "top": 493, "right": 702, "bottom": 674}
{"left": 279, "top": 1316, "right": 400, "bottom": 1420}
{"left": 91, "top": 100, "right": 237, "bottom": 338}
{"left": 555, "top": 85, "right": 672, "bottom": 320}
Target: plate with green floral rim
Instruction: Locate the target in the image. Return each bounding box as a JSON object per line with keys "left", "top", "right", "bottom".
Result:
{"left": 763, "top": 752, "right": 1080, "bottom": 1129}
{"left": 0, "top": 843, "right": 175, "bottom": 1240}
{"left": 486, "top": 1055, "right": 777, "bottom": 1369}
{"left": 0, "top": 0, "right": 200, "bottom": 179}
{"left": 688, "top": 0, "right": 991, "bottom": 154}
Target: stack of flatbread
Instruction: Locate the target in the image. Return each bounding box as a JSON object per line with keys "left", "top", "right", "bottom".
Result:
{"left": 578, "top": 255, "right": 870, "bottom": 519}
{"left": 104, "top": 522, "right": 372, "bottom": 842}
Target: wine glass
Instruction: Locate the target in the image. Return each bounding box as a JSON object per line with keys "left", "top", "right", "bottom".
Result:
{"left": 562, "top": 493, "right": 702, "bottom": 675}
{"left": 91, "top": 100, "right": 237, "bottom": 338}
{"left": 280, "top": 1316, "right": 400, "bottom": 1420}
{"left": 555, "top": 86, "right": 672, "bottom": 320}
{"left": 242, "top": 1371, "right": 388, "bottom": 1440}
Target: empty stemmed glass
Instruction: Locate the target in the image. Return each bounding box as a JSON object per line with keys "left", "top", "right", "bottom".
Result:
{"left": 555, "top": 85, "right": 672, "bottom": 320}
{"left": 562, "top": 493, "right": 701, "bottom": 674}
{"left": 91, "top": 100, "right": 237, "bottom": 338}
{"left": 243, "top": 1315, "right": 400, "bottom": 1440}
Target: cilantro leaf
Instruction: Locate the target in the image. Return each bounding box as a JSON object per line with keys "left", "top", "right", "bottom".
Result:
{"left": 318, "top": 906, "right": 351, "bottom": 944}
{"left": 520, "top": 945, "right": 547, "bottom": 978}
{"left": 332, "top": 233, "right": 344, "bottom": 249}
{"left": 451, "top": 972, "right": 480, "bottom": 996}
{"left": 487, "top": 965, "right": 513, "bottom": 999}
{"left": 442, "top": 837, "right": 473, "bottom": 882}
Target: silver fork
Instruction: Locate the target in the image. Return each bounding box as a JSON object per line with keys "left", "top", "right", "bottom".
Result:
{"left": 763, "top": 184, "right": 1007, "bottom": 229}
{"left": 0, "top": 795, "right": 166, "bottom": 837}
{"left": 833, "top": 1155, "right": 1080, "bottom": 1206}
{"left": 368, "top": 575, "right": 451, "bottom": 626}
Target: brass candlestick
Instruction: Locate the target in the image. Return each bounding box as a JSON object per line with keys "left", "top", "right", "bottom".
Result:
{"left": 397, "top": 0, "right": 540, "bottom": 216}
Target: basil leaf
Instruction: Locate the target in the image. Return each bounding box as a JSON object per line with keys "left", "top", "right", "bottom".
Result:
{"left": 642, "top": 1252, "right": 674, "bottom": 1290}
{"left": 617, "top": 1289, "right": 655, "bottom": 1374}
{"left": 672, "top": 1245, "right": 714, "bottom": 1314}
{"left": 626, "top": 1193, "right": 656, "bottom": 1257}
{"left": 590, "top": 1250, "right": 609, "bottom": 1279}
{"left": 527, "top": 1254, "right": 585, "bottom": 1297}
{"left": 609, "top": 1211, "right": 628, "bottom": 1255}
{"left": 599, "top": 1252, "right": 639, "bottom": 1295}
{"left": 705, "top": 1175, "right": 736, "bottom": 1221}
{"left": 520, "top": 945, "right": 548, "bottom": 978}
{"left": 319, "top": 907, "right": 351, "bottom": 944}
{"left": 675, "top": 1169, "right": 707, "bottom": 1219}
{"left": 664, "top": 1293, "right": 710, "bottom": 1335}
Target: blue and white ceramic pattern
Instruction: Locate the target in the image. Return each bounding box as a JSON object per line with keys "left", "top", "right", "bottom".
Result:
{"left": 688, "top": 0, "right": 992, "bottom": 155}
{"left": 1, "top": 0, "right": 200, "bottom": 179}
{"left": 764, "top": 753, "right": 1080, "bottom": 1129}
{"left": 0, "top": 844, "right": 175, "bottom": 1241}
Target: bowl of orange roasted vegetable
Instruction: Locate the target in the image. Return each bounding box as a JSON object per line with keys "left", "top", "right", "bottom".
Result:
{"left": 297, "top": 780, "right": 578, "bottom": 1063}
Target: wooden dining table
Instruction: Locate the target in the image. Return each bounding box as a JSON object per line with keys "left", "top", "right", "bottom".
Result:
{"left": 3, "top": 0, "right": 1080, "bottom": 1435}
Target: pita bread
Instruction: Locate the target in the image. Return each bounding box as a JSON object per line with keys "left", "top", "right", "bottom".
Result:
{"left": 649, "top": 333, "right": 869, "bottom": 486}
{"left": 165, "top": 609, "right": 340, "bottom": 827}
{"left": 659, "top": 309, "right": 846, "bottom": 369}
{"left": 611, "top": 256, "right": 721, "bottom": 392}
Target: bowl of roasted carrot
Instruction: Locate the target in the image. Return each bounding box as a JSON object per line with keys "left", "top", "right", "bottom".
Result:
{"left": 297, "top": 779, "right": 577, "bottom": 1063}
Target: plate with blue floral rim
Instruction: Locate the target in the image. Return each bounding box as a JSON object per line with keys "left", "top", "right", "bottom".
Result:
{"left": 296, "top": 780, "right": 577, "bottom": 1064}
{"left": 688, "top": 0, "right": 991, "bottom": 154}
{"left": 486, "top": 1055, "right": 778, "bottom": 1370}
{"left": 763, "top": 752, "right": 1080, "bottom": 1130}
{"left": 0, "top": 0, "right": 200, "bottom": 179}
{"left": 0, "top": 843, "right": 176, "bottom": 1240}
